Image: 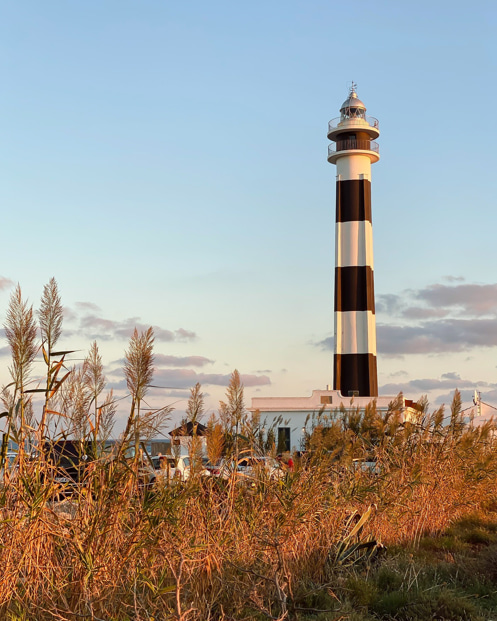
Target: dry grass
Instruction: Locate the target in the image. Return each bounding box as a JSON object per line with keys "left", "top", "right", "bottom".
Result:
{"left": 0, "top": 404, "right": 495, "bottom": 620}
{"left": 1, "top": 282, "right": 496, "bottom": 619}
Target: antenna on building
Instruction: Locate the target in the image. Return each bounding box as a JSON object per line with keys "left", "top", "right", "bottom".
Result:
{"left": 473, "top": 390, "right": 482, "bottom": 418}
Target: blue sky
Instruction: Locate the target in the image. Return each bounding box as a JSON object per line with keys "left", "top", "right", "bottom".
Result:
{"left": 0, "top": 0, "right": 496, "bottom": 430}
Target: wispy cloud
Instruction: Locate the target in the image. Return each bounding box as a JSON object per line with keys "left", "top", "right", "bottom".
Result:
{"left": 378, "top": 318, "right": 497, "bottom": 356}
{"left": 105, "top": 366, "right": 270, "bottom": 391}
{"left": 378, "top": 282, "right": 497, "bottom": 320}
{"left": 441, "top": 372, "right": 461, "bottom": 381}
{"left": 75, "top": 301, "right": 101, "bottom": 312}
{"left": 62, "top": 306, "right": 198, "bottom": 343}
{"left": 317, "top": 282, "right": 497, "bottom": 357}
{"left": 415, "top": 283, "right": 497, "bottom": 316}
{"left": 316, "top": 336, "right": 333, "bottom": 350}
{"left": 152, "top": 369, "right": 270, "bottom": 389}
{"left": 380, "top": 376, "right": 479, "bottom": 394}
{"left": 0, "top": 277, "right": 14, "bottom": 291}
{"left": 154, "top": 354, "right": 214, "bottom": 367}
{"left": 443, "top": 275, "right": 465, "bottom": 283}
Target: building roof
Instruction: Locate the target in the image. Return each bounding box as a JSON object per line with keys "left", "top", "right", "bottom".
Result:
{"left": 168, "top": 421, "right": 208, "bottom": 437}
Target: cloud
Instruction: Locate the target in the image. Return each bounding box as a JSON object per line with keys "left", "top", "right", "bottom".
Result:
{"left": 0, "top": 277, "right": 14, "bottom": 291}
{"left": 378, "top": 318, "right": 497, "bottom": 355}
{"left": 441, "top": 372, "right": 461, "bottom": 380}
{"left": 416, "top": 283, "right": 497, "bottom": 316}
{"left": 377, "top": 282, "right": 497, "bottom": 322}
{"left": 107, "top": 378, "right": 127, "bottom": 390}
{"left": 401, "top": 307, "right": 449, "bottom": 320}
{"left": 433, "top": 390, "right": 478, "bottom": 406}
{"left": 148, "top": 388, "right": 192, "bottom": 399}
{"left": 376, "top": 294, "right": 404, "bottom": 315}
{"left": 380, "top": 377, "right": 478, "bottom": 395}
{"left": 380, "top": 376, "right": 497, "bottom": 396}
{"left": 106, "top": 367, "right": 271, "bottom": 391}
{"left": 151, "top": 368, "right": 271, "bottom": 389}
{"left": 389, "top": 370, "right": 408, "bottom": 378}
{"left": 316, "top": 336, "right": 334, "bottom": 350}
{"left": 175, "top": 328, "right": 196, "bottom": 341}
{"left": 75, "top": 301, "right": 101, "bottom": 312}
{"left": 317, "top": 281, "right": 497, "bottom": 356}
{"left": 0, "top": 346, "right": 10, "bottom": 357}
{"left": 63, "top": 307, "right": 78, "bottom": 322}
{"left": 443, "top": 275, "right": 465, "bottom": 283}
{"left": 77, "top": 314, "right": 197, "bottom": 342}
{"left": 154, "top": 354, "right": 214, "bottom": 367}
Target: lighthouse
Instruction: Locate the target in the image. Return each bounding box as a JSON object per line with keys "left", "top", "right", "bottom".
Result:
{"left": 248, "top": 89, "right": 419, "bottom": 449}
{"left": 327, "top": 84, "right": 380, "bottom": 397}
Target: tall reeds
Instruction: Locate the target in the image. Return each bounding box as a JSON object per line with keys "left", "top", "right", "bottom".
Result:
{"left": 0, "top": 282, "right": 496, "bottom": 619}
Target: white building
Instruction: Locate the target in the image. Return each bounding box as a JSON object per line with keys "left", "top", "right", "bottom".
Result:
{"left": 249, "top": 388, "right": 418, "bottom": 453}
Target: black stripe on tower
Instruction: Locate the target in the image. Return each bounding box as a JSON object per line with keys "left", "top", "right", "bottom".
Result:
{"left": 334, "top": 354, "right": 378, "bottom": 397}
{"left": 336, "top": 179, "right": 371, "bottom": 223}
{"left": 334, "top": 266, "right": 375, "bottom": 312}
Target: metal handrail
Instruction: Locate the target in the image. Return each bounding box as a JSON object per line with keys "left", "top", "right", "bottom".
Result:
{"left": 328, "top": 140, "right": 379, "bottom": 155}
{"left": 328, "top": 116, "right": 379, "bottom": 132}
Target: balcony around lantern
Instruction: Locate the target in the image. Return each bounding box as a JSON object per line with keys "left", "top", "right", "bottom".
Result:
{"left": 327, "top": 115, "right": 380, "bottom": 141}
{"left": 329, "top": 139, "right": 379, "bottom": 154}
{"left": 327, "top": 140, "right": 380, "bottom": 165}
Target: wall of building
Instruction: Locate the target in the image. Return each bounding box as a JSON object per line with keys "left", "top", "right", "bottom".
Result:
{"left": 250, "top": 389, "right": 400, "bottom": 453}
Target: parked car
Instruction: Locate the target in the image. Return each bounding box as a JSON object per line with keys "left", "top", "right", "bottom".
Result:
{"left": 351, "top": 458, "right": 382, "bottom": 475}
{"left": 238, "top": 456, "right": 284, "bottom": 481}
{"left": 42, "top": 440, "right": 94, "bottom": 492}
{"left": 0, "top": 452, "right": 18, "bottom": 484}
{"left": 211, "top": 455, "right": 284, "bottom": 482}
{"left": 150, "top": 455, "right": 210, "bottom": 482}
{"left": 202, "top": 458, "right": 223, "bottom": 476}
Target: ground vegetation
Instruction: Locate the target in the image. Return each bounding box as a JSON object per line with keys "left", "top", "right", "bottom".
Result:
{"left": 0, "top": 281, "right": 496, "bottom": 620}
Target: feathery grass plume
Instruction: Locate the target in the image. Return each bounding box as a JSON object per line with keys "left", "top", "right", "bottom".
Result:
{"left": 38, "top": 277, "right": 63, "bottom": 354}
{"left": 206, "top": 413, "right": 224, "bottom": 465}
{"left": 57, "top": 364, "right": 90, "bottom": 439}
{"left": 241, "top": 407, "right": 266, "bottom": 454}
{"left": 132, "top": 402, "right": 172, "bottom": 442}
{"left": 123, "top": 327, "right": 155, "bottom": 457}
{"left": 4, "top": 284, "right": 38, "bottom": 397}
{"left": 38, "top": 278, "right": 70, "bottom": 437}
{"left": 83, "top": 341, "right": 106, "bottom": 442}
{"left": 449, "top": 388, "right": 464, "bottom": 437}
{"left": 0, "top": 386, "right": 15, "bottom": 416}
{"left": 186, "top": 382, "right": 204, "bottom": 426}
{"left": 97, "top": 389, "right": 116, "bottom": 443}
{"left": 184, "top": 383, "right": 205, "bottom": 475}
{"left": 219, "top": 369, "right": 245, "bottom": 457}
{"left": 4, "top": 284, "right": 38, "bottom": 447}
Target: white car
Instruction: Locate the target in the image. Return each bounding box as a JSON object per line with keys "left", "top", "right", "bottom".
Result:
{"left": 151, "top": 455, "right": 210, "bottom": 482}
{"left": 239, "top": 456, "right": 284, "bottom": 481}
{"left": 0, "top": 452, "right": 18, "bottom": 484}
{"left": 213, "top": 456, "right": 284, "bottom": 482}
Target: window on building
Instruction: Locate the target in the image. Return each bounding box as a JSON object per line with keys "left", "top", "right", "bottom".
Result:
{"left": 277, "top": 427, "right": 291, "bottom": 453}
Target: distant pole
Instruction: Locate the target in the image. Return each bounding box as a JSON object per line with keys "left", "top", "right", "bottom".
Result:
{"left": 327, "top": 84, "right": 380, "bottom": 397}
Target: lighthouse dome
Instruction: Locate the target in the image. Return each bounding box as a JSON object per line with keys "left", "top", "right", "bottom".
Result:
{"left": 340, "top": 86, "right": 367, "bottom": 120}
{"left": 340, "top": 91, "right": 366, "bottom": 113}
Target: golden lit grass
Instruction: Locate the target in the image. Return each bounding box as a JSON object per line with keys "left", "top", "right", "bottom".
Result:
{"left": 1, "top": 280, "right": 495, "bottom": 618}
{"left": 0, "top": 413, "right": 495, "bottom": 621}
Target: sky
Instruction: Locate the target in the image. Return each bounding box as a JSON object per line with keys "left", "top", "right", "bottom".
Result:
{"left": 0, "top": 0, "right": 496, "bottom": 432}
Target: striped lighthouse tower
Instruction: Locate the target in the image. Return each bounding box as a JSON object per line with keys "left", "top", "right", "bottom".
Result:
{"left": 327, "top": 84, "right": 380, "bottom": 397}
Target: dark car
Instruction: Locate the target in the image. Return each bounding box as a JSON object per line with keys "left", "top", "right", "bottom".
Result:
{"left": 42, "top": 440, "right": 94, "bottom": 491}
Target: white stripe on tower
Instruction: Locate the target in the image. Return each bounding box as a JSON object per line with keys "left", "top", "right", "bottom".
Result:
{"left": 327, "top": 84, "right": 380, "bottom": 397}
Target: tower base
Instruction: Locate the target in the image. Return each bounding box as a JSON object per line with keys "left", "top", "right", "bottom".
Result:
{"left": 334, "top": 353, "right": 378, "bottom": 397}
